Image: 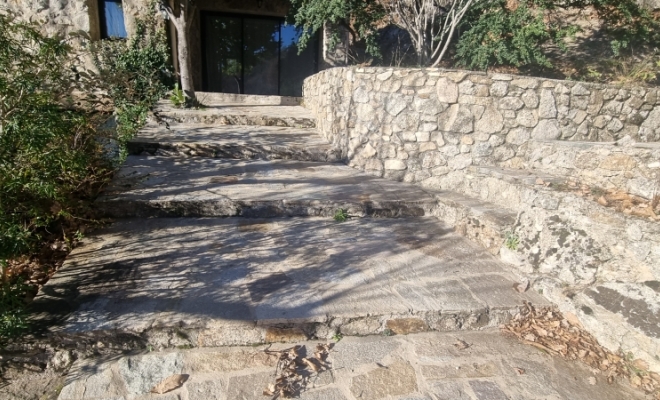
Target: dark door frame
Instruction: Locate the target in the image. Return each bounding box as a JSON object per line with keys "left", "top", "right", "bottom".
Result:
{"left": 200, "top": 11, "right": 284, "bottom": 94}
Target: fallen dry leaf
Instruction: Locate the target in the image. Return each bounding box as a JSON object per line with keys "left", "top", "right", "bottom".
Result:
{"left": 502, "top": 303, "right": 659, "bottom": 398}
{"left": 453, "top": 339, "right": 471, "bottom": 350}
{"left": 150, "top": 374, "right": 189, "bottom": 394}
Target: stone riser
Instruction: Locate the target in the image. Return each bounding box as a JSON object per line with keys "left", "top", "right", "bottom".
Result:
{"left": 432, "top": 194, "right": 516, "bottom": 256}
{"left": 158, "top": 113, "right": 316, "bottom": 129}
{"left": 127, "top": 141, "right": 341, "bottom": 163}
{"left": 40, "top": 308, "right": 518, "bottom": 350}
{"left": 98, "top": 199, "right": 434, "bottom": 219}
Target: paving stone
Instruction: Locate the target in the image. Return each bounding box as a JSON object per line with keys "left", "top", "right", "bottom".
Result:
{"left": 226, "top": 371, "right": 274, "bottom": 400}
{"left": 421, "top": 361, "right": 501, "bottom": 380}
{"left": 118, "top": 353, "right": 184, "bottom": 395}
{"left": 182, "top": 349, "right": 276, "bottom": 373}
{"left": 331, "top": 336, "right": 401, "bottom": 370}
{"left": 299, "top": 387, "right": 348, "bottom": 400}
{"left": 186, "top": 380, "right": 224, "bottom": 400}
{"left": 349, "top": 360, "right": 418, "bottom": 400}
{"left": 430, "top": 381, "right": 472, "bottom": 400}
{"left": 469, "top": 380, "right": 509, "bottom": 400}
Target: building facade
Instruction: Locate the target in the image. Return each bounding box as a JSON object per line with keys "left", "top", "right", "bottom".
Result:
{"left": 1, "top": 0, "right": 336, "bottom": 97}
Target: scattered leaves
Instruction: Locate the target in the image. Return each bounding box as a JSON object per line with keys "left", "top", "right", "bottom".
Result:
{"left": 549, "top": 182, "right": 659, "bottom": 222}
{"left": 263, "top": 344, "right": 333, "bottom": 399}
{"left": 503, "top": 302, "right": 660, "bottom": 398}
{"left": 453, "top": 339, "right": 471, "bottom": 350}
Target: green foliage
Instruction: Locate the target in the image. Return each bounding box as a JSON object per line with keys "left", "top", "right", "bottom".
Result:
{"left": 456, "top": 0, "right": 577, "bottom": 70}
{"left": 0, "top": 14, "right": 105, "bottom": 262}
{"left": 91, "top": 7, "right": 172, "bottom": 144}
{"left": 333, "top": 208, "right": 349, "bottom": 222}
{"left": 505, "top": 232, "right": 520, "bottom": 250}
{"left": 0, "top": 275, "right": 30, "bottom": 340}
{"left": 0, "top": 14, "right": 110, "bottom": 341}
{"left": 170, "top": 83, "right": 186, "bottom": 108}
{"left": 543, "top": 0, "right": 660, "bottom": 57}
{"left": 288, "top": 0, "right": 386, "bottom": 58}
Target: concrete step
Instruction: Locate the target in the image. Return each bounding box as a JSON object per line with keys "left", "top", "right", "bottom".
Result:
{"left": 29, "top": 217, "right": 548, "bottom": 348}
{"left": 97, "top": 156, "right": 438, "bottom": 218}
{"left": 154, "top": 101, "right": 316, "bottom": 128}
{"left": 194, "top": 91, "right": 302, "bottom": 106}
{"left": 516, "top": 139, "right": 660, "bottom": 200}
{"left": 127, "top": 123, "right": 339, "bottom": 162}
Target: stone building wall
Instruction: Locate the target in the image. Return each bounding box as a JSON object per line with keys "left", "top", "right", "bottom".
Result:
{"left": 303, "top": 67, "right": 660, "bottom": 196}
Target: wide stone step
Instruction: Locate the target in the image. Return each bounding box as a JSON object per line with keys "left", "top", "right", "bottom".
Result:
{"left": 194, "top": 91, "right": 302, "bottom": 106}
{"left": 97, "top": 156, "right": 438, "bottom": 218}
{"left": 29, "top": 217, "right": 548, "bottom": 348}
{"left": 128, "top": 123, "right": 339, "bottom": 162}
{"left": 154, "top": 101, "right": 316, "bottom": 128}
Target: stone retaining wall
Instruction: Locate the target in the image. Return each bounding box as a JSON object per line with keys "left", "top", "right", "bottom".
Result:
{"left": 303, "top": 67, "right": 660, "bottom": 196}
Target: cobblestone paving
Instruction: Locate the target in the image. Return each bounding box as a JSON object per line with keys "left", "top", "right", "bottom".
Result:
{"left": 57, "top": 330, "right": 645, "bottom": 400}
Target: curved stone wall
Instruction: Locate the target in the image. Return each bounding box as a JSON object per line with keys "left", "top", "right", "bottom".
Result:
{"left": 304, "top": 67, "right": 660, "bottom": 196}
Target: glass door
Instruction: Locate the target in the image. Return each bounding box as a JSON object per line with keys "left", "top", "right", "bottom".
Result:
{"left": 202, "top": 13, "right": 318, "bottom": 96}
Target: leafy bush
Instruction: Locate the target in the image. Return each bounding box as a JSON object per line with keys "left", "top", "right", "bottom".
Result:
{"left": 91, "top": 10, "right": 172, "bottom": 146}
{"left": 0, "top": 14, "right": 110, "bottom": 340}
{"left": 289, "top": 0, "right": 386, "bottom": 59}
{"left": 551, "top": 0, "right": 660, "bottom": 57}
{"left": 456, "top": 0, "right": 577, "bottom": 70}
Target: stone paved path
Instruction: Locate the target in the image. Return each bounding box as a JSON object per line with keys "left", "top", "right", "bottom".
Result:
{"left": 26, "top": 94, "right": 647, "bottom": 399}
{"left": 56, "top": 330, "right": 644, "bottom": 400}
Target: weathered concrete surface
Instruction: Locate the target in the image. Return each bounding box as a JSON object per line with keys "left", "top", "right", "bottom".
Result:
{"left": 193, "top": 91, "right": 302, "bottom": 106}
{"left": 97, "top": 157, "right": 439, "bottom": 218}
{"left": 30, "top": 217, "right": 547, "bottom": 347}
{"left": 155, "top": 101, "right": 316, "bottom": 128}
{"left": 54, "top": 330, "right": 646, "bottom": 400}
{"left": 128, "top": 123, "right": 339, "bottom": 162}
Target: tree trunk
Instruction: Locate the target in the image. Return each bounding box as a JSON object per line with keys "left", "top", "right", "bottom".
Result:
{"left": 175, "top": 25, "right": 194, "bottom": 99}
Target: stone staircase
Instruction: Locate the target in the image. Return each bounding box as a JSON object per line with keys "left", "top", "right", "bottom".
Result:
{"left": 30, "top": 93, "right": 548, "bottom": 350}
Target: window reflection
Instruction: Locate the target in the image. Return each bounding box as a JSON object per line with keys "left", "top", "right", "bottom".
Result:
{"left": 202, "top": 14, "right": 318, "bottom": 96}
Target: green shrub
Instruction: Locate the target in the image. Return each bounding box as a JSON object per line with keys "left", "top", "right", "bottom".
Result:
{"left": 0, "top": 14, "right": 110, "bottom": 340}
{"left": 456, "top": 0, "right": 577, "bottom": 70}
{"left": 289, "top": 0, "right": 386, "bottom": 59}
{"left": 91, "top": 9, "right": 172, "bottom": 146}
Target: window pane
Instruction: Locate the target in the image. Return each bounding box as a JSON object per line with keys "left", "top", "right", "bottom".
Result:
{"left": 102, "top": 0, "right": 127, "bottom": 39}
{"left": 279, "top": 25, "right": 317, "bottom": 97}
{"left": 203, "top": 15, "right": 242, "bottom": 93}
{"left": 243, "top": 18, "right": 280, "bottom": 96}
